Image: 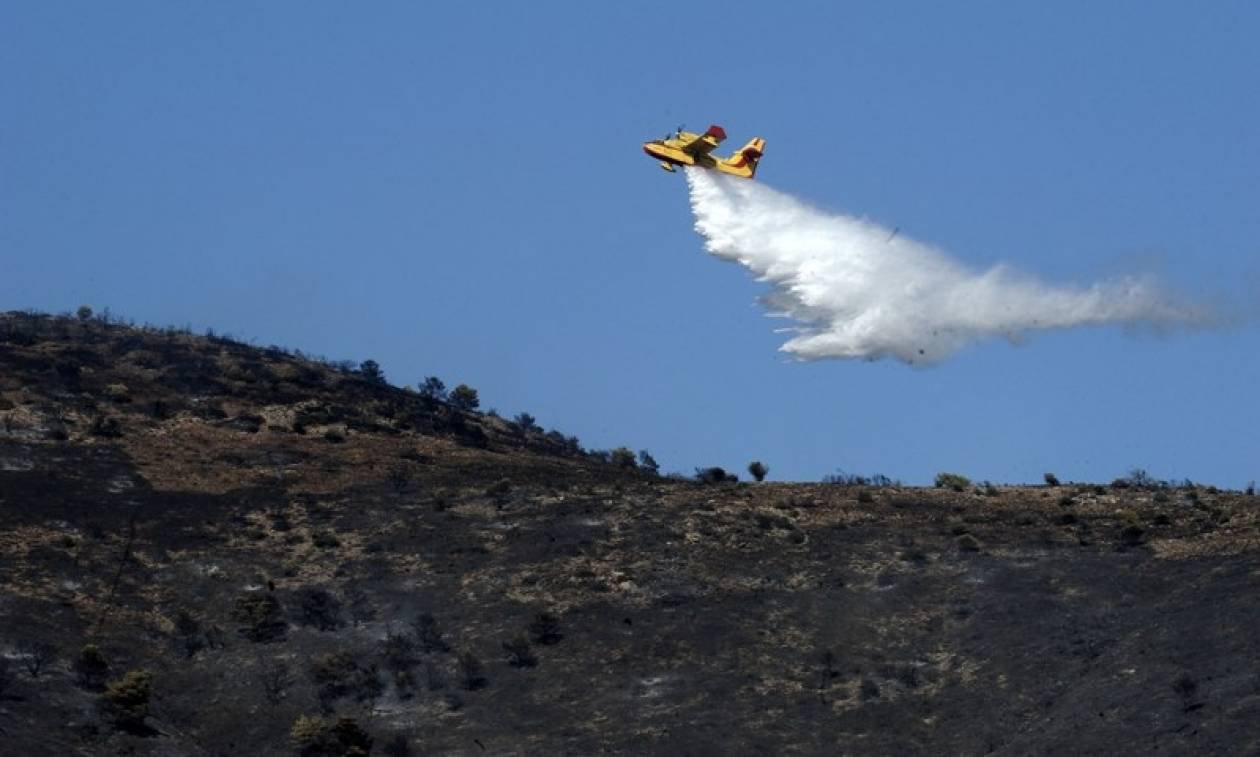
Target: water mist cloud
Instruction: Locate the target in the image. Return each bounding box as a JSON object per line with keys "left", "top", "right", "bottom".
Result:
{"left": 686, "top": 169, "right": 1205, "bottom": 364}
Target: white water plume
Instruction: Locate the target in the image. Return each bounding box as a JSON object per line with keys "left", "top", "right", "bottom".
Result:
{"left": 686, "top": 168, "right": 1204, "bottom": 364}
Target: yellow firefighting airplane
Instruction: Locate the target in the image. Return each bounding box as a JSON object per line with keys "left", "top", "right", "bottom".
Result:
{"left": 642, "top": 124, "right": 765, "bottom": 179}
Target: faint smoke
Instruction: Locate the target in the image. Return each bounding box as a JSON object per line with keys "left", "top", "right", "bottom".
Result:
{"left": 686, "top": 169, "right": 1206, "bottom": 364}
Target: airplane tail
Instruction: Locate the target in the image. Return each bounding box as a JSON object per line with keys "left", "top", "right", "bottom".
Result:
{"left": 728, "top": 137, "right": 766, "bottom": 177}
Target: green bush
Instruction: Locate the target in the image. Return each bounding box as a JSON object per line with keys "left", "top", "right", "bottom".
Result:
{"left": 290, "top": 714, "right": 373, "bottom": 757}
{"left": 610, "top": 447, "right": 637, "bottom": 468}
{"left": 695, "top": 467, "right": 737, "bottom": 485}
{"left": 311, "top": 651, "right": 382, "bottom": 706}
{"left": 957, "top": 534, "right": 982, "bottom": 552}
{"left": 934, "top": 472, "right": 971, "bottom": 492}
{"left": 449, "top": 384, "right": 479, "bottom": 411}
{"left": 231, "top": 592, "right": 288, "bottom": 642}
{"left": 103, "top": 669, "right": 153, "bottom": 729}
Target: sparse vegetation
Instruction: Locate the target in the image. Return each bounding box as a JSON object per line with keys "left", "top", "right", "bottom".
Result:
{"left": 1125, "top": 467, "right": 1156, "bottom": 489}
{"left": 2, "top": 310, "right": 1258, "bottom": 754}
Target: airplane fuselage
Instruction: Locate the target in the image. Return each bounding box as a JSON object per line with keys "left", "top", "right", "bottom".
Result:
{"left": 642, "top": 131, "right": 756, "bottom": 179}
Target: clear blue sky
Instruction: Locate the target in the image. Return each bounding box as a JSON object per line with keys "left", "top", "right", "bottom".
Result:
{"left": 3, "top": 2, "right": 1257, "bottom": 485}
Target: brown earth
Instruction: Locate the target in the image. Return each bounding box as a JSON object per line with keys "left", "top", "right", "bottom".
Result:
{"left": 1, "top": 311, "right": 1258, "bottom": 755}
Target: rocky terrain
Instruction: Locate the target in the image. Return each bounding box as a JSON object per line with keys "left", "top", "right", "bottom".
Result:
{"left": 1, "top": 311, "right": 1258, "bottom": 755}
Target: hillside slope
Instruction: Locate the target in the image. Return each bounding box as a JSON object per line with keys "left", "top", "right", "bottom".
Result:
{"left": 1, "top": 312, "right": 1258, "bottom": 755}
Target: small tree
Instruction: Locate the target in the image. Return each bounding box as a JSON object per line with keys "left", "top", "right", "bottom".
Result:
{"left": 638, "top": 450, "right": 659, "bottom": 475}
{"left": 512, "top": 412, "right": 538, "bottom": 434}
{"left": 458, "top": 649, "right": 486, "bottom": 690}
{"left": 449, "top": 384, "right": 479, "bottom": 411}
{"left": 76, "top": 305, "right": 93, "bottom": 321}
{"left": 19, "top": 640, "right": 57, "bottom": 678}
{"left": 74, "top": 644, "right": 110, "bottom": 689}
{"left": 173, "top": 609, "right": 205, "bottom": 659}
{"left": 1044, "top": 472, "right": 1060, "bottom": 487}
{"left": 359, "top": 360, "right": 385, "bottom": 384}
{"left": 411, "top": 613, "right": 450, "bottom": 654}
{"left": 418, "top": 376, "right": 447, "bottom": 402}
{"left": 748, "top": 461, "right": 769, "bottom": 482}
{"left": 259, "top": 661, "right": 292, "bottom": 707}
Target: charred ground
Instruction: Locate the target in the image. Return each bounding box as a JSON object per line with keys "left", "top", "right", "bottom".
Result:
{"left": 1, "top": 312, "right": 1258, "bottom": 755}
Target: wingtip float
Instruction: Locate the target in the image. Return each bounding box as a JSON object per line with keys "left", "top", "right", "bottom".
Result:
{"left": 642, "top": 124, "right": 765, "bottom": 179}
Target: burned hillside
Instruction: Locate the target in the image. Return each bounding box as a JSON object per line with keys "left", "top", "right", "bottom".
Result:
{"left": 1, "top": 311, "right": 1259, "bottom": 755}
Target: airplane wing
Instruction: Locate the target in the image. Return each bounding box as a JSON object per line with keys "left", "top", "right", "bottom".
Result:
{"left": 679, "top": 124, "right": 727, "bottom": 156}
